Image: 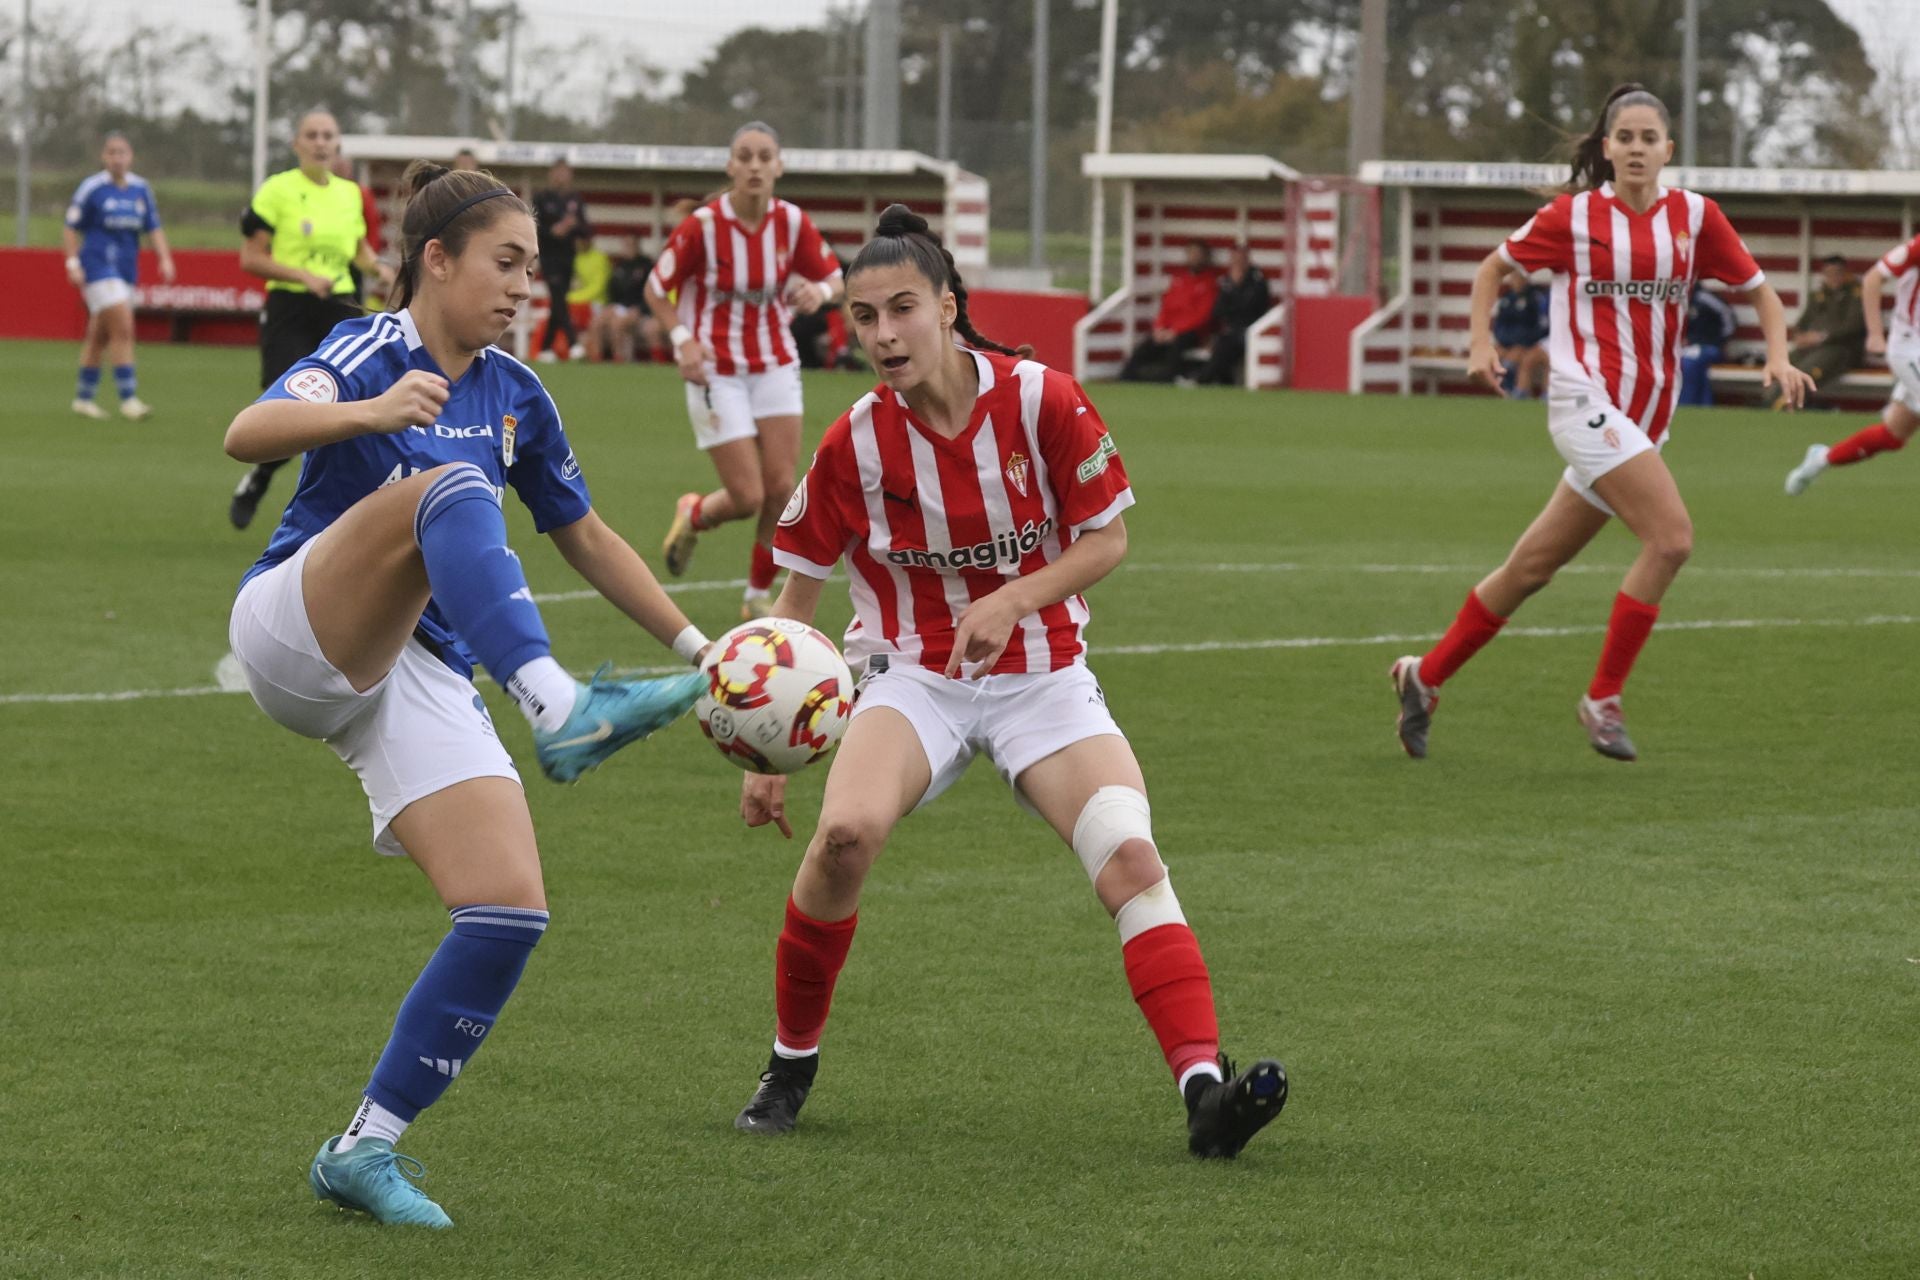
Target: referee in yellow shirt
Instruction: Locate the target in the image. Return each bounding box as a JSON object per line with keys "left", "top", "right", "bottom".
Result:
{"left": 226, "top": 109, "right": 392, "bottom": 529}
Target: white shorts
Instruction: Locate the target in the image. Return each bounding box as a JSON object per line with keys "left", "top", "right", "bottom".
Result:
{"left": 83, "top": 278, "right": 133, "bottom": 313}
{"left": 1548, "top": 398, "right": 1660, "bottom": 516}
{"left": 227, "top": 539, "right": 520, "bottom": 857}
{"left": 686, "top": 362, "right": 804, "bottom": 450}
{"left": 1886, "top": 338, "right": 1920, "bottom": 415}
{"left": 851, "top": 661, "right": 1126, "bottom": 812}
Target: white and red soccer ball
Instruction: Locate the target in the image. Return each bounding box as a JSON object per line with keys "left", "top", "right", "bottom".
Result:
{"left": 695, "top": 618, "right": 854, "bottom": 775}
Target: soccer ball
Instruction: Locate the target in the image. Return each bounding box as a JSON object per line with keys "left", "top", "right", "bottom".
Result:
{"left": 695, "top": 618, "right": 854, "bottom": 775}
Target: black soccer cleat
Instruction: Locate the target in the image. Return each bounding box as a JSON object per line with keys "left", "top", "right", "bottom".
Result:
{"left": 734, "top": 1050, "right": 818, "bottom": 1135}
{"left": 1186, "top": 1053, "right": 1287, "bottom": 1159}
{"left": 229, "top": 465, "right": 272, "bottom": 530}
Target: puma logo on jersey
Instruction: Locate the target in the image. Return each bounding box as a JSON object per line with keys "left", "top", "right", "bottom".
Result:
{"left": 883, "top": 489, "right": 918, "bottom": 510}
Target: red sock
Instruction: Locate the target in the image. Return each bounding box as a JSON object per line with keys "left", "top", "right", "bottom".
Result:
{"left": 749, "top": 541, "right": 778, "bottom": 592}
{"left": 690, "top": 495, "right": 715, "bottom": 531}
{"left": 1827, "top": 423, "right": 1905, "bottom": 466}
{"left": 1418, "top": 589, "right": 1509, "bottom": 688}
{"left": 772, "top": 897, "right": 856, "bottom": 1053}
{"left": 1588, "top": 591, "right": 1660, "bottom": 701}
{"left": 1122, "top": 923, "right": 1220, "bottom": 1085}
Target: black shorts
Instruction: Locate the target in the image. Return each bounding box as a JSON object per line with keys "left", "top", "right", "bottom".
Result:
{"left": 260, "top": 290, "right": 366, "bottom": 389}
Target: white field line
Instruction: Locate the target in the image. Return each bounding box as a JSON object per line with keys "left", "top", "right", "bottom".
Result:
{"left": 1118, "top": 561, "right": 1920, "bottom": 581}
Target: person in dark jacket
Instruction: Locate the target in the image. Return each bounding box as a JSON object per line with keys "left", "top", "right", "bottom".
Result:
{"left": 1491, "top": 269, "right": 1550, "bottom": 398}
{"left": 532, "top": 161, "right": 592, "bottom": 361}
{"left": 1764, "top": 253, "right": 1866, "bottom": 405}
{"left": 1678, "top": 283, "right": 1737, "bottom": 406}
{"left": 1188, "top": 244, "right": 1272, "bottom": 386}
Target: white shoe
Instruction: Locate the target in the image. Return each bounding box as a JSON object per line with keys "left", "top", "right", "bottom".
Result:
{"left": 740, "top": 590, "right": 773, "bottom": 622}
{"left": 1784, "top": 443, "right": 1828, "bottom": 495}
{"left": 71, "top": 398, "right": 108, "bottom": 420}
{"left": 568, "top": 345, "right": 586, "bottom": 362}
{"left": 119, "top": 396, "right": 152, "bottom": 421}
{"left": 535, "top": 350, "right": 558, "bottom": 364}
{"left": 1576, "top": 694, "right": 1637, "bottom": 762}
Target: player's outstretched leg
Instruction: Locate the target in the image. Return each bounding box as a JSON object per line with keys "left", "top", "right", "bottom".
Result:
{"left": 662, "top": 491, "right": 707, "bottom": 577}
{"left": 1186, "top": 1054, "right": 1289, "bottom": 1159}
{"left": 1788, "top": 418, "right": 1909, "bottom": 495}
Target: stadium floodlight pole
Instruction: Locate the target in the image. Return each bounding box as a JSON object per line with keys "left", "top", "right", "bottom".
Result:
{"left": 935, "top": 24, "right": 953, "bottom": 161}
{"left": 1682, "top": 0, "right": 1699, "bottom": 171}
{"left": 251, "top": 0, "right": 270, "bottom": 193}
{"left": 863, "top": 0, "right": 901, "bottom": 149}
{"left": 1029, "top": 0, "right": 1049, "bottom": 271}
{"left": 455, "top": 0, "right": 473, "bottom": 137}
{"left": 14, "top": 0, "right": 30, "bottom": 248}
{"left": 1088, "top": 0, "right": 1116, "bottom": 300}
{"left": 504, "top": 4, "right": 519, "bottom": 138}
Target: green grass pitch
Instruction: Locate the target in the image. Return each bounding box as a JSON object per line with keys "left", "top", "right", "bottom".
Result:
{"left": 2, "top": 338, "right": 1917, "bottom": 1278}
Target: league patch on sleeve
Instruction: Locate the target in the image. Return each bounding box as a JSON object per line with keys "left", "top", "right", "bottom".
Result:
{"left": 1076, "top": 433, "right": 1118, "bottom": 484}
{"left": 778, "top": 475, "right": 809, "bottom": 527}
{"left": 285, "top": 368, "right": 339, "bottom": 403}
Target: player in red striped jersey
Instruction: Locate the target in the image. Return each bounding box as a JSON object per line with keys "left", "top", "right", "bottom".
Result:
{"left": 646, "top": 122, "right": 844, "bottom": 620}
{"left": 1784, "top": 232, "right": 1920, "bottom": 494}
{"left": 726, "top": 205, "right": 1287, "bottom": 1159}
{"left": 1389, "top": 84, "right": 1813, "bottom": 762}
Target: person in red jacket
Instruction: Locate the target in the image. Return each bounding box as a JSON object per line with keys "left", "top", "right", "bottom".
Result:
{"left": 1121, "top": 241, "right": 1219, "bottom": 381}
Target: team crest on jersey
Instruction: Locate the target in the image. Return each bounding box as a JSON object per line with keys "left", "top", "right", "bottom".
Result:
{"left": 1675, "top": 231, "right": 1691, "bottom": 255}
{"left": 285, "top": 368, "right": 338, "bottom": 403}
{"left": 501, "top": 414, "right": 517, "bottom": 467}
{"left": 1004, "top": 451, "right": 1030, "bottom": 497}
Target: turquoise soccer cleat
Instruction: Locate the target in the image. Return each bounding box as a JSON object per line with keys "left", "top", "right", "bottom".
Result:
{"left": 309, "top": 1137, "right": 454, "bottom": 1228}
{"left": 533, "top": 667, "right": 707, "bottom": 783}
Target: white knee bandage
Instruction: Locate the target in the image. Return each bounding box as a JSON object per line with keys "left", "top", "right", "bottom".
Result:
{"left": 1071, "top": 786, "right": 1156, "bottom": 884}
{"left": 1115, "top": 877, "right": 1187, "bottom": 943}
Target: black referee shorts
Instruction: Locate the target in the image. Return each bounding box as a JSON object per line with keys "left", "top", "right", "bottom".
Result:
{"left": 260, "top": 290, "right": 367, "bottom": 389}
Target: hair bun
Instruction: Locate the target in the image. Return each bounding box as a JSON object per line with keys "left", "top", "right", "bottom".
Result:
{"left": 875, "top": 203, "right": 929, "bottom": 238}
{"left": 399, "top": 159, "right": 453, "bottom": 198}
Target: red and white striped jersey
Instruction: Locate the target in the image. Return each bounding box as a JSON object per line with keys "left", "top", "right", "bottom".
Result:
{"left": 1500, "top": 183, "right": 1763, "bottom": 443}
{"left": 774, "top": 350, "right": 1134, "bottom": 677}
{"left": 647, "top": 194, "right": 841, "bottom": 377}
{"left": 1875, "top": 233, "right": 1920, "bottom": 344}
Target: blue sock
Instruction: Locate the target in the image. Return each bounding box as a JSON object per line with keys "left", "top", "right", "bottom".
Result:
{"left": 413, "top": 463, "right": 553, "bottom": 689}
{"left": 113, "top": 364, "right": 137, "bottom": 401}
{"left": 365, "top": 905, "right": 549, "bottom": 1121}
{"left": 76, "top": 366, "right": 102, "bottom": 401}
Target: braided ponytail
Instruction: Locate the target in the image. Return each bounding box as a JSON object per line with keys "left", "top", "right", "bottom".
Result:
{"left": 1566, "top": 84, "right": 1672, "bottom": 193}
{"left": 846, "top": 204, "right": 1033, "bottom": 359}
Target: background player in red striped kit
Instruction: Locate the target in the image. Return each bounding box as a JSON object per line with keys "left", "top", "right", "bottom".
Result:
{"left": 647, "top": 122, "right": 843, "bottom": 620}
{"left": 1389, "top": 84, "right": 1813, "bottom": 762}
{"left": 725, "top": 205, "right": 1286, "bottom": 1159}
{"left": 1784, "top": 231, "right": 1920, "bottom": 494}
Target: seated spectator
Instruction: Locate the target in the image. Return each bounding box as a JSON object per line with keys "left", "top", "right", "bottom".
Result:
{"left": 1492, "top": 269, "right": 1550, "bottom": 398}
{"left": 1120, "top": 240, "right": 1218, "bottom": 382}
{"left": 588, "top": 236, "right": 657, "bottom": 362}
{"left": 791, "top": 254, "right": 863, "bottom": 371}
{"left": 1187, "top": 243, "right": 1271, "bottom": 386}
{"left": 1765, "top": 253, "right": 1865, "bottom": 406}
{"left": 1678, "top": 282, "right": 1737, "bottom": 406}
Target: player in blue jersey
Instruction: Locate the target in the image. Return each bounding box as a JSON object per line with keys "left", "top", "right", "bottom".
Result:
{"left": 225, "top": 159, "right": 714, "bottom": 1229}
{"left": 62, "top": 132, "right": 174, "bottom": 421}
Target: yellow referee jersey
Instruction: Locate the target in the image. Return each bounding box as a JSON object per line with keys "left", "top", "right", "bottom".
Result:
{"left": 244, "top": 168, "right": 366, "bottom": 296}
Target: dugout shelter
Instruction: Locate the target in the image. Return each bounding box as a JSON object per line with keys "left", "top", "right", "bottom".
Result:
{"left": 1352, "top": 161, "right": 1920, "bottom": 407}
{"left": 341, "top": 135, "right": 989, "bottom": 358}
{"left": 1073, "top": 153, "right": 1375, "bottom": 389}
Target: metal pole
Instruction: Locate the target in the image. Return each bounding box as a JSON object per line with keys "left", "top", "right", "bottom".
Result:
{"left": 844, "top": 13, "right": 860, "bottom": 149}
{"left": 863, "top": 0, "right": 900, "bottom": 149}
{"left": 251, "top": 0, "right": 270, "bottom": 192}
{"left": 1344, "top": 0, "right": 1386, "bottom": 294}
{"left": 504, "top": 5, "right": 519, "bottom": 138}
{"left": 935, "top": 24, "right": 953, "bottom": 161}
{"left": 1681, "top": 0, "right": 1699, "bottom": 170}
{"left": 454, "top": 0, "right": 473, "bottom": 137}
{"left": 1029, "top": 0, "right": 1048, "bottom": 271}
{"left": 1088, "top": 0, "right": 1116, "bottom": 300}
{"left": 14, "top": 0, "right": 30, "bottom": 247}
{"left": 826, "top": 9, "right": 841, "bottom": 148}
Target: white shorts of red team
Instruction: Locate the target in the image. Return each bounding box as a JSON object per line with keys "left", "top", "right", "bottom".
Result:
{"left": 1885, "top": 337, "right": 1920, "bottom": 415}
{"left": 227, "top": 538, "right": 520, "bottom": 857}
{"left": 685, "top": 361, "right": 804, "bottom": 450}
{"left": 851, "top": 660, "right": 1126, "bottom": 812}
{"left": 83, "top": 278, "right": 134, "bottom": 313}
{"left": 1546, "top": 397, "right": 1663, "bottom": 516}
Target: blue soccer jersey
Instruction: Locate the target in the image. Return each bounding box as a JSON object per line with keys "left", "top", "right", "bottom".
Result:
{"left": 65, "top": 172, "right": 161, "bottom": 284}
{"left": 242, "top": 309, "right": 593, "bottom": 676}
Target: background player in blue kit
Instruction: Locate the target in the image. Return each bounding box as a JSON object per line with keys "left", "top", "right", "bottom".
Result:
{"left": 224, "top": 159, "right": 714, "bottom": 1228}
{"left": 63, "top": 131, "right": 174, "bottom": 421}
